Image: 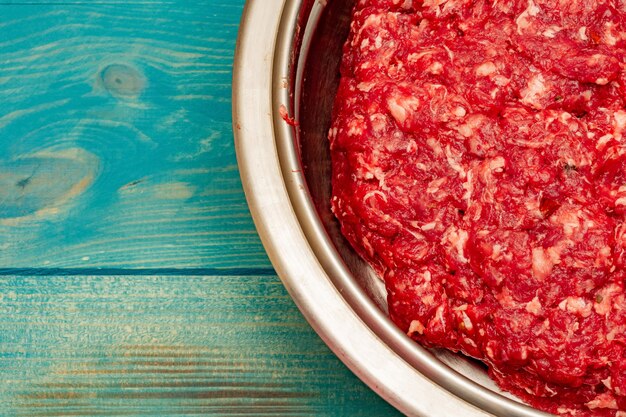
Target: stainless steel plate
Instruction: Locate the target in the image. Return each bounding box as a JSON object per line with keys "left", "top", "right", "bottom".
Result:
{"left": 233, "top": 1, "right": 554, "bottom": 416}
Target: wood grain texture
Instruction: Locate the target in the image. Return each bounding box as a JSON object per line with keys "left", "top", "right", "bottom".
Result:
{"left": 0, "top": 1, "right": 270, "bottom": 268}
{"left": 0, "top": 275, "right": 399, "bottom": 416}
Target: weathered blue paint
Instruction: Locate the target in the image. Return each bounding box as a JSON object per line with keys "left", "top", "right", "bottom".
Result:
{"left": 0, "top": 1, "right": 401, "bottom": 416}
{"left": 0, "top": 1, "right": 267, "bottom": 268}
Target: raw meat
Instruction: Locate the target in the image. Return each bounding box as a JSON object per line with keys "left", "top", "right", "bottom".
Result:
{"left": 329, "top": 1, "right": 626, "bottom": 416}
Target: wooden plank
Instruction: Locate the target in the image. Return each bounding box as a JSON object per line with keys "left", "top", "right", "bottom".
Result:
{"left": 0, "top": 2, "right": 272, "bottom": 269}
{"left": 0, "top": 274, "right": 400, "bottom": 416}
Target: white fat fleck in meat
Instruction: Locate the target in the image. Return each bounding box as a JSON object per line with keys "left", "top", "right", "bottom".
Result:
{"left": 608, "top": 325, "right": 626, "bottom": 342}
{"left": 613, "top": 110, "right": 626, "bottom": 140}
{"left": 616, "top": 223, "right": 626, "bottom": 249}
{"left": 544, "top": 385, "right": 557, "bottom": 396}
{"left": 359, "top": 13, "right": 384, "bottom": 33}
{"left": 516, "top": 0, "right": 540, "bottom": 34}
{"left": 357, "top": 82, "right": 375, "bottom": 92}
{"left": 422, "top": 0, "right": 446, "bottom": 8}
{"left": 453, "top": 106, "right": 467, "bottom": 117}
{"left": 460, "top": 311, "right": 473, "bottom": 331}
{"left": 363, "top": 190, "right": 388, "bottom": 204}
{"left": 427, "top": 177, "right": 447, "bottom": 194}
{"left": 428, "top": 62, "right": 444, "bottom": 75}
{"left": 491, "top": 244, "right": 504, "bottom": 261}
{"left": 421, "top": 221, "right": 437, "bottom": 231}
{"left": 356, "top": 153, "right": 389, "bottom": 190}
{"left": 578, "top": 26, "right": 589, "bottom": 41}
{"left": 430, "top": 304, "right": 446, "bottom": 327}
{"left": 442, "top": 44, "right": 454, "bottom": 60}
{"left": 387, "top": 94, "right": 420, "bottom": 125}
{"left": 426, "top": 137, "right": 444, "bottom": 156}
{"left": 489, "top": 156, "right": 506, "bottom": 172}
{"left": 602, "top": 377, "right": 613, "bottom": 390}
{"left": 392, "top": 0, "right": 414, "bottom": 9}
{"left": 407, "top": 49, "right": 436, "bottom": 63}
{"left": 520, "top": 74, "right": 548, "bottom": 110}
{"left": 558, "top": 111, "right": 573, "bottom": 124}
{"left": 485, "top": 345, "right": 495, "bottom": 359}
{"left": 596, "top": 245, "right": 613, "bottom": 267}
{"left": 353, "top": 13, "right": 384, "bottom": 48}
{"left": 388, "top": 98, "right": 407, "bottom": 124}
{"left": 405, "top": 227, "right": 426, "bottom": 243}
{"left": 407, "top": 319, "right": 425, "bottom": 335}
{"left": 347, "top": 115, "right": 366, "bottom": 136}
{"left": 532, "top": 247, "right": 557, "bottom": 280}
{"left": 596, "top": 77, "right": 610, "bottom": 86}
{"left": 597, "top": 133, "right": 615, "bottom": 149}
{"left": 455, "top": 114, "right": 485, "bottom": 138}
{"left": 520, "top": 346, "right": 529, "bottom": 360}
{"left": 462, "top": 336, "right": 478, "bottom": 347}
{"left": 557, "top": 408, "right": 580, "bottom": 416}
{"left": 551, "top": 207, "right": 581, "bottom": 237}
{"left": 445, "top": 145, "right": 467, "bottom": 178}
{"left": 443, "top": 226, "right": 469, "bottom": 263}
{"left": 440, "top": 0, "right": 470, "bottom": 13}
{"left": 558, "top": 296, "right": 593, "bottom": 318}
{"left": 586, "top": 393, "right": 619, "bottom": 410}
{"left": 370, "top": 113, "right": 388, "bottom": 132}
{"left": 542, "top": 25, "right": 562, "bottom": 38}
{"left": 526, "top": 296, "right": 543, "bottom": 315}
{"left": 602, "top": 22, "right": 619, "bottom": 46}
{"left": 375, "top": 35, "right": 383, "bottom": 49}
{"left": 406, "top": 140, "right": 418, "bottom": 153}
{"left": 476, "top": 61, "right": 497, "bottom": 77}
{"left": 525, "top": 195, "right": 542, "bottom": 218}
{"left": 360, "top": 234, "right": 375, "bottom": 258}
{"left": 493, "top": 75, "right": 511, "bottom": 87}
{"left": 594, "top": 284, "right": 622, "bottom": 315}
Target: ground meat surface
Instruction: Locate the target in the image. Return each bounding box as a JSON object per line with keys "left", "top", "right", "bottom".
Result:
{"left": 329, "top": 1, "right": 626, "bottom": 415}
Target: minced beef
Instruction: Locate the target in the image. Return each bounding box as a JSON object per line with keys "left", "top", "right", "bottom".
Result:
{"left": 329, "top": 1, "right": 626, "bottom": 415}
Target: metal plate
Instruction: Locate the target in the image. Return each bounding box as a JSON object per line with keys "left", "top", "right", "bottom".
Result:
{"left": 233, "top": 1, "right": 554, "bottom": 416}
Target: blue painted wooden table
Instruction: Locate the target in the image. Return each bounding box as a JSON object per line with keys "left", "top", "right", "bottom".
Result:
{"left": 0, "top": 1, "right": 401, "bottom": 415}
